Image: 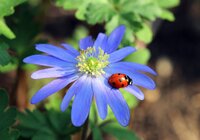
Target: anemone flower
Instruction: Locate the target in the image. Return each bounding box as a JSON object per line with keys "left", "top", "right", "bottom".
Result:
{"left": 23, "top": 25, "right": 156, "bottom": 127}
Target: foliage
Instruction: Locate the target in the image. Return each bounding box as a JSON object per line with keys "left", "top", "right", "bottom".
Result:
{"left": 0, "top": 40, "right": 11, "bottom": 66}
{"left": 17, "top": 109, "right": 80, "bottom": 140}
{"left": 0, "top": 89, "right": 19, "bottom": 140}
{"left": 0, "top": 3, "right": 41, "bottom": 67}
{"left": 90, "top": 121, "right": 139, "bottom": 140}
{"left": 101, "top": 122, "right": 139, "bottom": 140}
{"left": 0, "top": 0, "right": 27, "bottom": 39}
{"left": 124, "top": 48, "right": 151, "bottom": 64}
{"left": 56, "top": 0, "right": 180, "bottom": 44}
{"left": 0, "top": 89, "right": 80, "bottom": 140}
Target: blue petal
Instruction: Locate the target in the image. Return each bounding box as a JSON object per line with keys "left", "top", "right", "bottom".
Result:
{"left": 106, "top": 25, "right": 125, "bottom": 53}
{"left": 61, "top": 43, "right": 80, "bottom": 57}
{"left": 72, "top": 76, "right": 93, "bottom": 126}
{"left": 132, "top": 73, "right": 156, "bottom": 90}
{"left": 61, "top": 75, "right": 86, "bottom": 112}
{"left": 108, "top": 47, "right": 136, "bottom": 63}
{"left": 31, "top": 67, "right": 77, "bottom": 79}
{"left": 105, "top": 67, "right": 156, "bottom": 90}
{"left": 93, "top": 33, "right": 107, "bottom": 52}
{"left": 36, "top": 44, "right": 76, "bottom": 63}
{"left": 109, "top": 62, "right": 157, "bottom": 75}
{"left": 103, "top": 80, "right": 130, "bottom": 126}
{"left": 124, "top": 85, "right": 144, "bottom": 100}
{"left": 23, "top": 55, "right": 75, "bottom": 68}
{"left": 92, "top": 77, "right": 107, "bottom": 120}
{"left": 79, "top": 36, "right": 94, "bottom": 50}
{"left": 31, "top": 74, "right": 79, "bottom": 104}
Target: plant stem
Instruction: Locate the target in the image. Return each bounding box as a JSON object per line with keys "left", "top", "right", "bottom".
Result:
{"left": 81, "top": 117, "right": 89, "bottom": 140}
{"left": 10, "top": 67, "right": 28, "bottom": 110}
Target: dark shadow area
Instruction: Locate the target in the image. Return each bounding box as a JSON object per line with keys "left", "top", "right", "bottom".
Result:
{"left": 133, "top": 0, "right": 200, "bottom": 140}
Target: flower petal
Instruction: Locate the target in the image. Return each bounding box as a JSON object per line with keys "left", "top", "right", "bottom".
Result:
{"left": 105, "top": 67, "right": 156, "bottom": 90}
{"left": 109, "top": 62, "right": 157, "bottom": 75}
{"left": 79, "top": 36, "right": 93, "bottom": 50}
{"left": 108, "top": 47, "right": 136, "bottom": 63}
{"left": 36, "top": 44, "right": 76, "bottom": 63}
{"left": 23, "top": 55, "right": 75, "bottom": 68}
{"left": 61, "top": 43, "right": 80, "bottom": 57}
{"left": 31, "top": 74, "right": 79, "bottom": 104}
{"left": 72, "top": 76, "right": 93, "bottom": 126}
{"left": 124, "top": 85, "right": 144, "bottom": 100}
{"left": 103, "top": 80, "right": 130, "bottom": 126}
{"left": 61, "top": 75, "right": 86, "bottom": 112}
{"left": 92, "top": 77, "right": 107, "bottom": 120}
{"left": 106, "top": 25, "right": 125, "bottom": 53}
{"left": 31, "top": 67, "right": 77, "bottom": 79}
{"left": 132, "top": 73, "right": 156, "bottom": 90}
{"left": 93, "top": 33, "right": 107, "bottom": 52}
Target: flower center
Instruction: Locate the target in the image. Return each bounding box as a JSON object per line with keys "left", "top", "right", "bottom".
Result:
{"left": 76, "top": 47, "right": 109, "bottom": 76}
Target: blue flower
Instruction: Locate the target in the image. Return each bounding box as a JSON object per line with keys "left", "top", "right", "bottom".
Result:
{"left": 23, "top": 25, "right": 156, "bottom": 127}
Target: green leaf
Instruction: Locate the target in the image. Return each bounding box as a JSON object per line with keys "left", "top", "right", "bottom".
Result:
{"left": 105, "top": 15, "right": 119, "bottom": 34}
{"left": 56, "top": 0, "right": 84, "bottom": 10}
{"left": 18, "top": 109, "right": 46, "bottom": 131}
{"left": 2, "top": 3, "right": 40, "bottom": 64}
{"left": 101, "top": 123, "right": 139, "bottom": 140}
{"left": 48, "top": 109, "right": 80, "bottom": 135}
{"left": 0, "top": 41, "right": 11, "bottom": 66}
{"left": 0, "top": 108, "right": 17, "bottom": 132}
{"left": 31, "top": 110, "right": 47, "bottom": 124}
{"left": 75, "top": 2, "right": 89, "bottom": 20}
{"left": 119, "top": 13, "right": 143, "bottom": 32}
{"left": 108, "top": 0, "right": 120, "bottom": 4}
{"left": 85, "top": 2, "right": 116, "bottom": 24}
{"left": 0, "top": 19, "right": 15, "bottom": 39}
{"left": 156, "top": 0, "right": 180, "bottom": 8}
{"left": 121, "top": 0, "right": 162, "bottom": 21}
{"left": 0, "top": 0, "right": 27, "bottom": 18}
{"left": 159, "top": 9, "right": 175, "bottom": 21}
{"left": 124, "top": 48, "right": 151, "bottom": 64}
{"left": 0, "top": 61, "right": 17, "bottom": 73}
{"left": 18, "top": 109, "right": 80, "bottom": 139}
{"left": 0, "top": 0, "right": 27, "bottom": 39}
{"left": 0, "top": 129, "right": 20, "bottom": 140}
{"left": 134, "top": 3, "right": 162, "bottom": 21}
{"left": 55, "top": 0, "right": 180, "bottom": 45}
{"left": 32, "top": 128, "right": 56, "bottom": 140}
{"left": 0, "top": 129, "right": 10, "bottom": 140}
{"left": 10, "top": 129, "right": 20, "bottom": 140}
{"left": 136, "top": 24, "right": 153, "bottom": 43}
{"left": 0, "top": 89, "right": 8, "bottom": 112}
{"left": 0, "top": 89, "right": 18, "bottom": 139}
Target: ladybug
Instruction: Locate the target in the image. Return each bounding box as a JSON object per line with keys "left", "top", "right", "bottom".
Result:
{"left": 108, "top": 73, "right": 133, "bottom": 89}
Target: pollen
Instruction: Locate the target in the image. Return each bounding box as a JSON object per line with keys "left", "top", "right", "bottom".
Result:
{"left": 76, "top": 47, "right": 109, "bottom": 76}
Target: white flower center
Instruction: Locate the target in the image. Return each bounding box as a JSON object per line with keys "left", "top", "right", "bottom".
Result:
{"left": 76, "top": 47, "right": 109, "bottom": 76}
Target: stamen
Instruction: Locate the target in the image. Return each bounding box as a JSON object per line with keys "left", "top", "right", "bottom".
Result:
{"left": 76, "top": 47, "right": 109, "bottom": 77}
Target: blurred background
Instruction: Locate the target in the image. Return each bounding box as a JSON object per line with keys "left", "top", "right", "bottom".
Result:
{"left": 0, "top": 0, "right": 199, "bottom": 140}
{"left": 134, "top": 0, "right": 200, "bottom": 140}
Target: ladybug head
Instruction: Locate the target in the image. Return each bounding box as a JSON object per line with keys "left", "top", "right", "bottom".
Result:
{"left": 126, "top": 75, "right": 133, "bottom": 85}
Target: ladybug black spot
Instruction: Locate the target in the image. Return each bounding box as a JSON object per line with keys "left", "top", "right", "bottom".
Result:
{"left": 119, "top": 79, "right": 122, "bottom": 82}
{"left": 112, "top": 82, "right": 116, "bottom": 85}
{"left": 121, "top": 84, "right": 124, "bottom": 87}
{"left": 118, "top": 73, "right": 121, "bottom": 75}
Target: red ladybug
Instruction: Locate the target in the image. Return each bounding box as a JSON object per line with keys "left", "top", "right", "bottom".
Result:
{"left": 108, "top": 73, "right": 132, "bottom": 89}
